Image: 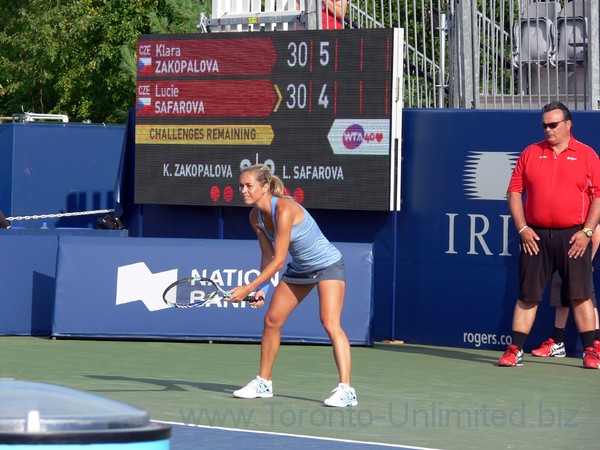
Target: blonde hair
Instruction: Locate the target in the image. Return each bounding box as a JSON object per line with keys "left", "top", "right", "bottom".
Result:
{"left": 241, "top": 164, "right": 287, "bottom": 198}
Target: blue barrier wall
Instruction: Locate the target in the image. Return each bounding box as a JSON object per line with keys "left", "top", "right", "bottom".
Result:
{"left": 0, "top": 229, "right": 127, "bottom": 335}
{"left": 394, "top": 109, "right": 600, "bottom": 356}
{"left": 0, "top": 122, "right": 125, "bottom": 228}
{"left": 52, "top": 237, "right": 374, "bottom": 344}
{"left": 0, "top": 234, "right": 58, "bottom": 335}
{"left": 2, "top": 108, "right": 600, "bottom": 356}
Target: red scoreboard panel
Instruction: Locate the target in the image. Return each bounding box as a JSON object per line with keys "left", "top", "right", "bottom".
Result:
{"left": 135, "top": 29, "right": 403, "bottom": 211}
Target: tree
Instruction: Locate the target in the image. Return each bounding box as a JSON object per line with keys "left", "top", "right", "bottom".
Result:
{"left": 0, "top": 0, "right": 209, "bottom": 123}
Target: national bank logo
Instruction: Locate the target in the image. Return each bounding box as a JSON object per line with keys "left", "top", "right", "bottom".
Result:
{"left": 115, "top": 262, "right": 270, "bottom": 312}
{"left": 463, "top": 152, "right": 519, "bottom": 200}
{"left": 116, "top": 262, "right": 176, "bottom": 311}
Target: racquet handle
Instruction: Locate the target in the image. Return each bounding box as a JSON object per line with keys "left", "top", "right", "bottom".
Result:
{"left": 226, "top": 294, "right": 263, "bottom": 303}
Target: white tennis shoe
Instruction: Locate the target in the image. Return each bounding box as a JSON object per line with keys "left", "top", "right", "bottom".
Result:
{"left": 233, "top": 376, "right": 273, "bottom": 399}
{"left": 323, "top": 383, "right": 358, "bottom": 407}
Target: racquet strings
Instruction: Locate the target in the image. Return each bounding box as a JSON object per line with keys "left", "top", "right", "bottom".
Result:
{"left": 165, "top": 278, "right": 223, "bottom": 308}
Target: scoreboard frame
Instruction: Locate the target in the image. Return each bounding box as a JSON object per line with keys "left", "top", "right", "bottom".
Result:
{"left": 135, "top": 28, "right": 403, "bottom": 211}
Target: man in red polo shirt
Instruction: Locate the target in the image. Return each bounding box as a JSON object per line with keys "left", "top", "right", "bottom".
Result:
{"left": 499, "top": 101, "right": 600, "bottom": 368}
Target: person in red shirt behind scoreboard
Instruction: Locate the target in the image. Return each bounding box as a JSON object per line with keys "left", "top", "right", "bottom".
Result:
{"left": 322, "top": 0, "right": 347, "bottom": 29}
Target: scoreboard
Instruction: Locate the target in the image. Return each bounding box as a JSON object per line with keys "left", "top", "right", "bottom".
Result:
{"left": 135, "top": 28, "right": 403, "bottom": 211}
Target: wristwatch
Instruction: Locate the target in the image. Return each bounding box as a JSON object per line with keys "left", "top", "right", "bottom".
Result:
{"left": 582, "top": 227, "right": 594, "bottom": 238}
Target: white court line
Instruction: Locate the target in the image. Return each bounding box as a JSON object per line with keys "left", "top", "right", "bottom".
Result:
{"left": 156, "top": 420, "right": 445, "bottom": 450}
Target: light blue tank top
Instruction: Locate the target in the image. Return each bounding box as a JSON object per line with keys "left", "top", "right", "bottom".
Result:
{"left": 257, "top": 197, "right": 341, "bottom": 273}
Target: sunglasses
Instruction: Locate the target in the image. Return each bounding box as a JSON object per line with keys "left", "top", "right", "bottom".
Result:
{"left": 541, "top": 119, "right": 567, "bottom": 130}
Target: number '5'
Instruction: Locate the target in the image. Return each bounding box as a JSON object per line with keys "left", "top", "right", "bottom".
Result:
{"left": 320, "top": 42, "right": 330, "bottom": 66}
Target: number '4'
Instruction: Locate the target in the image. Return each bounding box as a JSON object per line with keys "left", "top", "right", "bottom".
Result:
{"left": 318, "top": 84, "right": 329, "bottom": 108}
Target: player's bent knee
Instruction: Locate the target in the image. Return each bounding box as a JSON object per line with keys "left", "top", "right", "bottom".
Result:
{"left": 320, "top": 319, "right": 342, "bottom": 335}
{"left": 264, "top": 314, "right": 285, "bottom": 330}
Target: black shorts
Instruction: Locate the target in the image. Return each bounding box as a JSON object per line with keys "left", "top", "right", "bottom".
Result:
{"left": 549, "top": 270, "right": 598, "bottom": 307}
{"left": 519, "top": 225, "right": 593, "bottom": 302}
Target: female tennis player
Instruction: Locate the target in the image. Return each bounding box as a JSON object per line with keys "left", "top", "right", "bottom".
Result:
{"left": 228, "top": 164, "right": 358, "bottom": 407}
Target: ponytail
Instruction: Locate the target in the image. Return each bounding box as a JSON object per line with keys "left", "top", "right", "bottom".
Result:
{"left": 242, "top": 164, "right": 289, "bottom": 198}
{"left": 270, "top": 174, "right": 286, "bottom": 197}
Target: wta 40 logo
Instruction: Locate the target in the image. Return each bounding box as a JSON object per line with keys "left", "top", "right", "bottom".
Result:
{"left": 342, "top": 124, "right": 384, "bottom": 149}
{"left": 328, "top": 119, "right": 390, "bottom": 156}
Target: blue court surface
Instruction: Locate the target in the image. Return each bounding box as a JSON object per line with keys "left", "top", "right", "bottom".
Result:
{"left": 166, "top": 422, "right": 441, "bottom": 450}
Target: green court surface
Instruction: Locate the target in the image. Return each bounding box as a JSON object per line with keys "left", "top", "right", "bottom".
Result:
{"left": 1, "top": 337, "right": 597, "bottom": 450}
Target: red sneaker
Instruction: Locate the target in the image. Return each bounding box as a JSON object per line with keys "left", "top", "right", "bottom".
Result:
{"left": 531, "top": 338, "right": 566, "bottom": 357}
{"left": 498, "top": 344, "right": 523, "bottom": 367}
{"left": 583, "top": 341, "right": 600, "bottom": 369}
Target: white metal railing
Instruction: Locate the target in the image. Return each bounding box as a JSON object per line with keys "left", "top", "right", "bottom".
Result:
{"left": 11, "top": 112, "right": 69, "bottom": 123}
{"left": 204, "top": 0, "right": 599, "bottom": 110}
{"left": 203, "top": 0, "right": 308, "bottom": 31}
{"left": 464, "top": 0, "right": 598, "bottom": 110}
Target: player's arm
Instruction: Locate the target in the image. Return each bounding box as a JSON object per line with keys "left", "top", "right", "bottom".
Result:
{"left": 270, "top": 199, "right": 296, "bottom": 272}
{"left": 241, "top": 210, "right": 275, "bottom": 297}
{"left": 245, "top": 210, "right": 277, "bottom": 305}
{"left": 228, "top": 206, "right": 292, "bottom": 301}
{"left": 248, "top": 198, "right": 295, "bottom": 290}
{"left": 249, "top": 209, "right": 276, "bottom": 272}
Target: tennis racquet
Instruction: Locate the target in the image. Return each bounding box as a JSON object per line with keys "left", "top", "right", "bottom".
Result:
{"left": 162, "top": 276, "right": 261, "bottom": 308}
